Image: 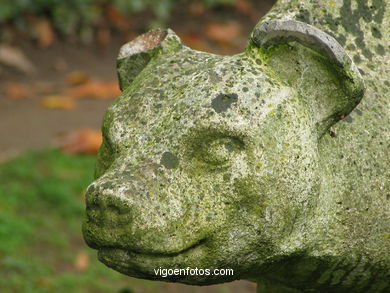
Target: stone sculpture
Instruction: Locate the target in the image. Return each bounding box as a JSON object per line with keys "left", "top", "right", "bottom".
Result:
{"left": 83, "top": 1, "right": 390, "bottom": 292}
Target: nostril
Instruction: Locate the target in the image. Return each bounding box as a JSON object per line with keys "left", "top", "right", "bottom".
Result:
{"left": 107, "top": 203, "right": 121, "bottom": 214}
{"left": 107, "top": 202, "right": 130, "bottom": 215}
{"left": 86, "top": 200, "right": 103, "bottom": 226}
{"left": 85, "top": 181, "right": 132, "bottom": 226}
{"left": 86, "top": 183, "right": 96, "bottom": 193}
{"left": 104, "top": 200, "right": 132, "bottom": 227}
{"left": 89, "top": 195, "right": 101, "bottom": 209}
{"left": 85, "top": 186, "right": 105, "bottom": 225}
{"left": 85, "top": 185, "right": 100, "bottom": 207}
{"left": 87, "top": 197, "right": 132, "bottom": 227}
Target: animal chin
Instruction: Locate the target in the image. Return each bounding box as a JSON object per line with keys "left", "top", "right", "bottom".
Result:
{"left": 98, "top": 237, "right": 206, "bottom": 262}
{"left": 97, "top": 239, "right": 208, "bottom": 279}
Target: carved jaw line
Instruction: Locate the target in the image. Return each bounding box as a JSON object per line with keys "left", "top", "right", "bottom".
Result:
{"left": 97, "top": 237, "right": 207, "bottom": 259}
{"left": 96, "top": 239, "right": 209, "bottom": 278}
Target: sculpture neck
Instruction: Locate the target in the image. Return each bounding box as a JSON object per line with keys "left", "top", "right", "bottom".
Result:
{"left": 253, "top": 254, "right": 381, "bottom": 293}
{"left": 252, "top": 1, "right": 390, "bottom": 291}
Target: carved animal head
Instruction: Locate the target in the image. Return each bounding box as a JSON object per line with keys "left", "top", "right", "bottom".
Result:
{"left": 83, "top": 20, "right": 364, "bottom": 284}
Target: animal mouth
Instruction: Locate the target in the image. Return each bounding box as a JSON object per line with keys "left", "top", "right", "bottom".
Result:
{"left": 99, "top": 238, "right": 207, "bottom": 258}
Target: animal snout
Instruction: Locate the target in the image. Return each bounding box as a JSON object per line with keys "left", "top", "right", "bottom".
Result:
{"left": 85, "top": 183, "right": 133, "bottom": 227}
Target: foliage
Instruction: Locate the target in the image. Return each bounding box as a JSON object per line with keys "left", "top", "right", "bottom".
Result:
{"left": 0, "top": 0, "right": 234, "bottom": 39}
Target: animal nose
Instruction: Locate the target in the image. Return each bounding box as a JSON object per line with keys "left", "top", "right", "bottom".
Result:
{"left": 85, "top": 184, "right": 132, "bottom": 227}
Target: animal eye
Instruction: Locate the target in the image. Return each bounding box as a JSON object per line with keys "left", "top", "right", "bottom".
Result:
{"left": 201, "top": 137, "right": 244, "bottom": 165}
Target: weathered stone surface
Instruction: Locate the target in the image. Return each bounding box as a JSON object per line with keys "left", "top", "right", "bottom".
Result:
{"left": 83, "top": 1, "right": 389, "bottom": 292}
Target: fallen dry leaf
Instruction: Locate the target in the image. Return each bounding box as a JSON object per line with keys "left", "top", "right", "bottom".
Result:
{"left": 204, "top": 21, "right": 242, "bottom": 45}
{"left": 0, "top": 45, "right": 35, "bottom": 73}
{"left": 33, "top": 18, "right": 55, "bottom": 48}
{"left": 66, "top": 70, "right": 89, "bottom": 86}
{"left": 97, "top": 27, "right": 111, "bottom": 47}
{"left": 67, "top": 80, "right": 121, "bottom": 99}
{"left": 104, "top": 5, "right": 129, "bottom": 30}
{"left": 235, "top": 0, "right": 254, "bottom": 17}
{"left": 53, "top": 57, "right": 68, "bottom": 72}
{"left": 40, "top": 95, "right": 76, "bottom": 110}
{"left": 59, "top": 128, "right": 102, "bottom": 155}
{"left": 4, "top": 82, "right": 30, "bottom": 99}
{"left": 31, "top": 81, "right": 55, "bottom": 95}
{"left": 189, "top": 2, "right": 205, "bottom": 15}
{"left": 74, "top": 251, "right": 90, "bottom": 272}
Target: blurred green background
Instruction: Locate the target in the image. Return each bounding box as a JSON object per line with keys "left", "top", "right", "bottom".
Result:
{"left": 0, "top": 0, "right": 234, "bottom": 29}
{"left": 0, "top": 1, "right": 274, "bottom": 292}
{"left": 0, "top": 0, "right": 272, "bottom": 44}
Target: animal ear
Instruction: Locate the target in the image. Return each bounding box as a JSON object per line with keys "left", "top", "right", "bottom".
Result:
{"left": 249, "top": 20, "right": 365, "bottom": 134}
{"left": 117, "top": 28, "right": 183, "bottom": 91}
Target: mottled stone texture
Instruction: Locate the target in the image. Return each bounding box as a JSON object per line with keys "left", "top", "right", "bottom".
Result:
{"left": 83, "top": 1, "right": 389, "bottom": 292}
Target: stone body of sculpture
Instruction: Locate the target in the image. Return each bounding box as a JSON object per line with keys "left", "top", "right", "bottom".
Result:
{"left": 83, "top": 1, "right": 390, "bottom": 292}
